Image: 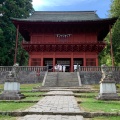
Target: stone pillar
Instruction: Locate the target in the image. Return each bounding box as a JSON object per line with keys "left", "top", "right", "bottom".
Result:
{"left": 97, "top": 64, "right": 120, "bottom": 100}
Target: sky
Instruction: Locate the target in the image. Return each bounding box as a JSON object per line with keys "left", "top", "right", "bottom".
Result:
{"left": 32, "top": 0, "right": 111, "bottom": 18}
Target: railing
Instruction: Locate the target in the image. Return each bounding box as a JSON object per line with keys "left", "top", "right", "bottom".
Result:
{"left": 22, "top": 40, "right": 106, "bottom": 45}
{"left": 0, "top": 66, "right": 48, "bottom": 72}
{"left": 79, "top": 66, "right": 120, "bottom": 71}
{"left": 0, "top": 66, "right": 48, "bottom": 84}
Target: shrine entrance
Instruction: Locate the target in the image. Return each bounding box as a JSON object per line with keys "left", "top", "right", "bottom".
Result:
{"left": 56, "top": 58, "right": 70, "bottom": 72}
{"left": 43, "top": 58, "right": 53, "bottom": 71}
{"left": 73, "top": 58, "right": 83, "bottom": 71}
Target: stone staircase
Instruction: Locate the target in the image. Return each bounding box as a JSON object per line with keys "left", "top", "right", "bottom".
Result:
{"left": 44, "top": 72, "right": 79, "bottom": 87}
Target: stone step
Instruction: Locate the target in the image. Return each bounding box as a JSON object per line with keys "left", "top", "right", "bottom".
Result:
{"left": 44, "top": 72, "right": 79, "bottom": 87}
{"left": 18, "top": 115, "right": 84, "bottom": 120}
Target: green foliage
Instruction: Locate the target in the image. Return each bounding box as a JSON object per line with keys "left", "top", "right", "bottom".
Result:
{"left": 99, "top": 35, "right": 112, "bottom": 66}
{"left": 110, "top": 0, "right": 120, "bottom": 66}
{"left": 99, "top": 0, "right": 120, "bottom": 66}
{"left": 0, "top": 0, "right": 34, "bottom": 66}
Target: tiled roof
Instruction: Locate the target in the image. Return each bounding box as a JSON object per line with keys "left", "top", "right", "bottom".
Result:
{"left": 12, "top": 11, "right": 101, "bottom": 22}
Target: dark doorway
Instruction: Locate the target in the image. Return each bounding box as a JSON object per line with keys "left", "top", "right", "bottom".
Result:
{"left": 56, "top": 58, "right": 70, "bottom": 72}
{"left": 44, "top": 58, "right": 53, "bottom": 71}
{"left": 74, "top": 58, "right": 83, "bottom": 71}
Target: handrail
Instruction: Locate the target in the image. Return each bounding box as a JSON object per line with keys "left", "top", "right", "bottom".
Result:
{"left": 0, "top": 66, "right": 48, "bottom": 72}
{"left": 79, "top": 66, "right": 120, "bottom": 71}
{"left": 22, "top": 41, "right": 106, "bottom": 45}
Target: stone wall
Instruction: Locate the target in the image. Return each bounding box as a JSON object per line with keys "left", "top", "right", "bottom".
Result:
{"left": 80, "top": 71, "right": 120, "bottom": 84}
{"left": 0, "top": 71, "right": 45, "bottom": 84}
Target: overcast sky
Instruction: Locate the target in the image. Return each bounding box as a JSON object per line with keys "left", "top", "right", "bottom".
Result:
{"left": 32, "top": 0, "right": 111, "bottom": 18}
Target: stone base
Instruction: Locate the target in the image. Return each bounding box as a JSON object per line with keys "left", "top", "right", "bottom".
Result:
{"left": 97, "top": 93, "right": 120, "bottom": 100}
{"left": 0, "top": 91, "right": 25, "bottom": 100}
{"left": 4, "top": 82, "right": 20, "bottom": 91}
{"left": 97, "top": 82, "right": 120, "bottom": 100}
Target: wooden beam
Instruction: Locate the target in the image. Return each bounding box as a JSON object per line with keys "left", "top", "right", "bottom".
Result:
{"left": 109, "top": 25, "right": 115, "bottom": 67}
{"left": 14, "top": 25, "right": 19, "bottom": 64}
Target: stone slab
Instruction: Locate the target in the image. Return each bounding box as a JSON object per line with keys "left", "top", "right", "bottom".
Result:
{"left": 45, "top": 91, "right": 74, "bottom": 96}
{"left": 24, "top": 96, "right": 81, "bottom": 113}
{"left": 18, "top": 115, "right": 84, "bottom": 120}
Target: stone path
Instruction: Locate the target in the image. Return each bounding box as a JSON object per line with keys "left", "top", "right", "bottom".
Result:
{"left": 45, "top": 91, "right": 74, "bottom": 96}
{"left": 18, "top": 115, "right": 83, "bottom": 120}
{"left": 18, "top": 91, "right": 84, "bottom": 120}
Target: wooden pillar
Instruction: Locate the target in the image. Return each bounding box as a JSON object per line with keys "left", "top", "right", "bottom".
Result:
{"left": 96, "top": 56, "right": 99, "bottom": 66}
{"left": 41, "top": 57, "right": 43, "bottom": 66}
{"left": 14, "top": 25, "right": 19, "bottom": 64}
{"left": 28, "top": 56, "right": 31, "bottom": 66}
{"left": 41, "top": 53, "right": 43, "bottom": 66}
{"left": 109, "top": 25, "right": 114, "bottom": 66}
{"left": 83, "top": 53, "right": 86, "bottom": 66}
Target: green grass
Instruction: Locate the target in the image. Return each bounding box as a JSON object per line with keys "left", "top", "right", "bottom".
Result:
{"left": 21, "top": 96, "right": 41, "bottom": 101}
{"left": 0, "top": 84, "right": 4, "bottom": 90}
{"left": 91, "top": 84, "right": 120, "bottom": 91}
{"left": 92, "top": 116, "right": 120, "bottom": 120}
{"left": 0, "top": 83, "right": 41, "bottom": 91}
{"left": 78, "top": 97, "right": 120, "bottom": 112}
{"left": 91, "top": 84, "right": 100, "bottom": 90}
{"left": 22, "top": 92, "right": 45, "bottom": 96}
{"left": 20, "top": 83, "right": 41, "bottom": 91}
{"left": 0, "top": 102, "right": 35, "bottom": 111}
{"left": 0, "top": 83, "right": 43, "bottom": 111}
{"left": 75, "top": 93, "right": 98, "bottom": 96}
{"left": 0, "top": 115, "right": 16, "bottom": 120}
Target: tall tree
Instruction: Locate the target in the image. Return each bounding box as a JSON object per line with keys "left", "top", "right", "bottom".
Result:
{"left": 0, "top": 0, "right": 34, "bottom": 65}
{"left": 110, "top": 0, "right": 120, "bottom": 65}
{"left": 99, "top": 0, "right": 120, "bottom": 66}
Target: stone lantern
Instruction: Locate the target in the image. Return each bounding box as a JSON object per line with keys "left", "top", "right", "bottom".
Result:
{"left": 97, "top": 64, "right": 120, "bottom": 100}
{"left": 0, "top": 63, "right": 25, "bottom": 100}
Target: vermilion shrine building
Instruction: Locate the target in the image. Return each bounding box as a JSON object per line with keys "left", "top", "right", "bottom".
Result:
{"left": 12, "top": 11, "right": 117, "bottom": 72}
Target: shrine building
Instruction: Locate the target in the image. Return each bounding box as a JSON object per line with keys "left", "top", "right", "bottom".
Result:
{"left": 11, "top": 11, "right": 117, "bottom": 72}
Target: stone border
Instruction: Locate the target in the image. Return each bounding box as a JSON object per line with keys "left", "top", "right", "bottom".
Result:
{"left": 0, "top": 100, "right": 38, "bottom": 103}
{"left": 0, "top": 111, "right": 120, "bottom": 118}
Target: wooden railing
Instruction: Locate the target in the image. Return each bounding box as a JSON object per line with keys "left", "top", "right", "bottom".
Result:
{"left": 0, "top": 66, "right": 48, "bottom": 72}
{"left": 79, "top": 66, "right": 120, "bottom": 71}
{"left": 22, "top": 40, "right": 106, "bottom": 45}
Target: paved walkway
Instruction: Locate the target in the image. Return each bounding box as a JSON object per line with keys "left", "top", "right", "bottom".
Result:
{"left": 18, "top": 91, "right": 84, "bottom": 120}
{"left": 45, "top": 91, "right": 74, "bottom": 96}
{"left": 18, "top": 115, "right": 83, "bottom": 120}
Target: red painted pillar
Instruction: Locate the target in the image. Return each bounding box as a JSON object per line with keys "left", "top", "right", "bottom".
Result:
{"left": 96, "top": 56, "right": 99, "bottom": 66}
{"left": 28, "top": 56, "right": 31, "bottom": 66}
{"left": 83, "top": 53, "right": 86, "bottom": 66}
{"left": 41, "top": 58, "right": 43, "bottom": 66}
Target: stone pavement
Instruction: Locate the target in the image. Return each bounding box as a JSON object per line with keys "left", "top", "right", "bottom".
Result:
{"left": 18, "top": 115, "right": 83, "bottom": 120}
{"left": 45, "top": 91, "right": 74, "bottom": 96}
{"left": 18, "top": 90, "right": 84, "bottom": 120}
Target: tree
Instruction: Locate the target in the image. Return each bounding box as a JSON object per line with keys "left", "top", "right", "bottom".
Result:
{"left": 99, "top": 0, "right": 120, "bottom": 66}
{"left": 110, "top": 0, "right": 120, "bottom": 65}
{"left": 0, "top": 0, "right": 34, "bottom": 65}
